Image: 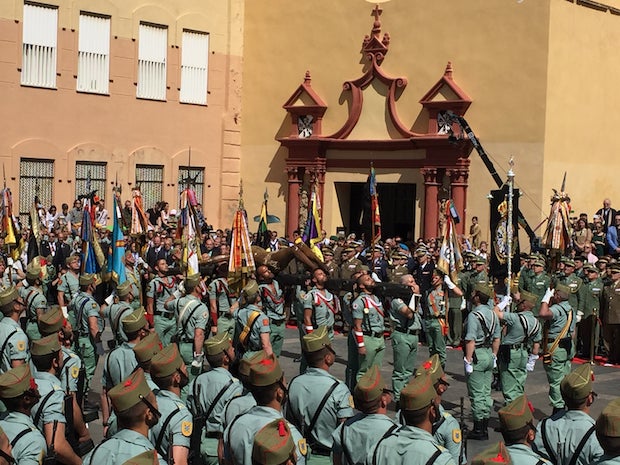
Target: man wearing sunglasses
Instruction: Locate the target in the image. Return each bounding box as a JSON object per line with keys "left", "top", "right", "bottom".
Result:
{"left": 0, "top": 365, "right": 44, "bottom": 465}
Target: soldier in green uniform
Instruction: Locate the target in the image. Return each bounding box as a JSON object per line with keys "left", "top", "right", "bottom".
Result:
{"left": 470, "top": 442, "right": 512, "bottom": 465}
{"left": 528, "top": 259, "right": 551, "bottom": 316}
{"left": 322, "top": 249, "right": 340, "bottom": 279}
{"left": 351, "top": 273, "right": 385, "bottom": 382}
{"left": 574, "top": 255, "right": 587, "bottom": 280}
{"left": 257, "top": 265, "right": 287, "bottom": 357}
{"left": 373, "top": 371, "right": 456, "bottom": 465}
{"left": 602, "top": 264, "right": 620, "bottom": 364}
{"left": 557, "top": 259, "right": 583, "bottom": 321}
{"left": 105, "top": 280, "right": 135, "bottom": 346}
{"left": 124, "top": 251, "right": 143, "bottom": 311}
{"left": 387, "top": 252, "right": 409, "bottom": 284}
{"left": 493, "top": 290, "right": 542, "bottom": 405}
{"left": 539, "top": 285, "right": 576, "bottom": 412}
{"left": 132, "top": 332, "right": 163, "bottom": 393}
{"left": 146, "top": 258, "right": 177, "bottom": 345}
{"left": 497, "top": 394, "right": 550, "bottom": 464}
{"left": 57, "top": 255, "right": 80, "bottom": 317}
{"left": 166, "top": 273, "right": 211, "bottom": 380}
{"left": 286, "top": 327, "right": 354, "bottom": 464}
{"left": 20, "top": 261, "right": 48, "bottom": 341}
{"left": 31, "top": 335, "right": 85, "bottom": 465}
{"left": 223, "top": 354, "right": 306, "bottom": 465}
{"left": 187, "top": 332, "right": 243, "bottom": 465}
{"left": 221, "top": 351, "right": 263, "bottom": 432}
{"left": 234, "top": 280, "right": 272, "bottom": 359}
{"left": 465, "top": 257, "right": 489, "bottom": 302}
{"left": 594, "top": 397, "right": 620, "bottom": 464}
{"left": 533, "top": 363, "right": 604, "bottom": 464}
{"left": 83, "top": 368, "right": 167, "bottom": 465}
{"left": 252, "top": 418, "right": 297, "bottom": 465}
{"left": 70, "top": 273, "right": 104, "bottom": 400}
{"left": 208, "top": 263, "right": 237, "bottom": 339}
{"left": 0, "top": 286, "right": 30, "bottom": 373}
{"left": 0, "top": 365, "right": 46, "bottom": 465}
{"left": 447, "top": 269, "right": 467, "bottom": 348}
{"left": 578, "top": 264, "right": 603, "bottom": 359}
{"left": 518, "top": 254, "right": 534, "bottom": 293}
{"left": 388, "top": 274, "right": 422, "bottom": 402}
{"left": 149, "top": 345, "right": 193, "bottom": 465}
{"left": 341, "top": 267, "right": 366, "bottom": 389}
{"left": 303, "top": 269, "right": 338, "bottom": 341}
{"left": 463, "top": 283, "right": 500, "bottom": 440}
{"left": 340, "top": 247, "right": 362, "bottom": 281}
{"left": 331, "top": 366, "right": 396, "bottom": 465}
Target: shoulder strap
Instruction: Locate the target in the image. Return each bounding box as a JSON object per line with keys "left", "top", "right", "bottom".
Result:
{"left": 154, "top": 406, "right": 182, "bottom": 458}
{"left": 112, "top": 305, "right": 133, "bottom": 335}
{"left": 540, "top": 418, "right": 557, "bottom": 464}
{"left": 372, "top": 425, "right": 400, "bottom": 465}
{"left": 0, "top": 329, "right": 18, "bottom": 365}
{"left": 305, "top": 380, "right": 340, "bottom": 445}
{"left": 432, "top": 414, "right": 447, "bottom": 435}
{"left": 424, "top": 449, "right": 443, "bottom": 465}
{"left": 567, "top": 425, "right": 596, "bottom": 465}
{"left": 473, "top": 311, "right": 492, "bottom": 343}
{"left": 33, "top": 389, "right": 57, "bottom": 428}
{"left": 10, "top": 427, "right": 33, "bottom": 447}
{"left": 239, "top": 310, "right": 261, "bottom": 348}
{"left": 75, "top": 296, "right": 91, "bottom": 332}
{"left": 88, "top": 440, "right": 107, "bottom": 464}
{"left": 178, "top": 301, "right": 202, "bottom": 337}
{"left": 203, "top": 378, "right": 235, "bottom": 425}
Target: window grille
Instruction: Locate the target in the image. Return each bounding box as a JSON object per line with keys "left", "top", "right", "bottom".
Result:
{"left": 75, "top": 161, "right": 107, "bottom": 200}
{"left": 19, "top": 158, "right": 54, "bottom": 226}
{"left": 135, "top": 164, "right": 164, "bottom": 211}
{"left": 177, "top": 166, "right": 204, "bottom": 203}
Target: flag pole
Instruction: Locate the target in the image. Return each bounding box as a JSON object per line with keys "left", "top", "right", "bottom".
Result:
{"left": 506, "top": 158, "right": 515, "bottom": 300}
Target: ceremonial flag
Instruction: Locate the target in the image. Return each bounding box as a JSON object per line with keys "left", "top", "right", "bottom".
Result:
{"left": 130, "top": 188, "right": 149, "bottom": 235}
{"left": 0, "top": 188, "right": 16, "bottom": 246}
{"left": 369, "top": 164, "right": 382, "bottom": 246}
{"left": 178, "top": 186, "right": 202, "bottom": 275}
{"left": 81, "top": 193, "right": 100, "bottom": 274}
{"left": 543, "top": 189, "right": 572, "bottom": 252}
{"left": 489, "top": 186, "right": 521, "bottom": 279}
{"left": 437, "top": 200, "right": 463, "bottom": 282}
{"left": 27, "top": 196, "right": 42, "bottom": 263}
{"left": 106, "top": 191, "right": 126, "bottom": 284}
{"left": 256, "top": 190, "right": 270, "bottom": 250}
{"left": 228, "top": 198, "right": 256, "bottom": 293}
{"left": 301, "top": 188, "right": 323, "bottom": 261}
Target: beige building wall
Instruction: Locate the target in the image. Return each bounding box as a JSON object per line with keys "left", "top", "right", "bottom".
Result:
{"left": 0, "top": 0, "right": 244, "bottom": 228}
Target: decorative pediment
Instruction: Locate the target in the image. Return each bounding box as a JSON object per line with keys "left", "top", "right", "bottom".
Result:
{"left": 282, "top": 71, "right": 328, "bottom": 138}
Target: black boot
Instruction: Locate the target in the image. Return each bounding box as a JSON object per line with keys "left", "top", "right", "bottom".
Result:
{"left": 468, "top": 420, "right": 488, "bottom": 440}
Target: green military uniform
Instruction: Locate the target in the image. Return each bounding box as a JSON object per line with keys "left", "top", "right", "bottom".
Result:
{"left": 208, "top": 277, "right": 236, "bottom": 338}
{"left": 0, "top": 317, "right": 29, "bottom": 373}
{"left": 387, "top": 253, "right": 409, "bottom": 283}
{"left": 252, "top": 418, "right": 296, "bottom": 465}
{"left": 20, "top": 272, "right": 47, "bottom": 342}
{"left": 388, "top": 297, "right": 422, "bottom": 400}
{"left": 304, "top": 288, "right": 337, "bottom": 340}
{"left": 542, "top": 291, "right": 575, "bottom": 409}
{"left": 591, "top": 397, "right": 620, "bottom": 464}
{"left": 340, "top": 252, "right": 362, "bottom": 280}
{"left": 373, "top": 372, "right": 456, "bottom": 465}
{"left": 187, "top": 333, "right": 243, "bottom": 465}
{"left": 58, "top": 270, "right": 80, "bottom": 314}
{"left": 259, "top": 280, "right": 286, "bottom": 357}
{"left": 497, "top": 292, "right": 542, "bottom": 404}
{"left": 578, "top": 269, "right": 603, "bottom": 358}
{"left": 324, "top": 258, "right": 340, "bottom": 279}
{"left": 146, "top": 275, "right": 177, "bottom": 345}
{"left": 124, "top": 267, "right": 143, "bottom": 311}
{"left": 464, "top": 297, "right": 500, "bottom": 424}
{"left": 447, "top": 272, "right": 466, "bottom": 347}
{"left": 102, "top": 308, "right": 145, "bottom": 389}
{"left": 424, "top": 285, "right": 449, "bottom": 368}
{"left": 235, "top": 299, "right": 270, "bottom": 360}
{"left": 527, "top": 267, "right": 551, "bottom": 316}
{"left": 603, "top": 267, "right": 620, "bottom": 364}
{"left": 105, "top": 281, "right": 135, "bottom": 345}
{"left": 518, "top": 265, "right": 534, "bottom": 293}
{"left": 341, "top": 290, "right": 359, "bottom": 389}
{"left": 556, "top": 263, "right": 582, "bottom": 316}
{"left": 351, "top": 293, "right": 385, "bottom": 381}
{"left": 0, "top": 365, "right": 46, "bottom": 465}
{"left": 465, "top": 265, "right": 488, "bottom": 301}
{"left": 534, "top": 363, "right": 604, "bottom": 464}
{"left": 498, "top": 395, "right": 550, "bottom": 464}
{"left": 286, "top": 328, "right": 354, "bottom": 464}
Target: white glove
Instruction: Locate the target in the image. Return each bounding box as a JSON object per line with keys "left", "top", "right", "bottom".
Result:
{"left": 444, "top": 275, "right": 456, "bottom": 290}
{"left": 408, "top": 294, "right": 420, "bottom": 312}
{"left": 6, "top": 258, "right": 13, "bottom": 266}
{"left": 191, "top": 352, "right": 204, "bottom": 368}
{"left": 576, "top": 310, "right": 584, "bottom": 323}
{"left": 61, "top": 306, "right": 68, "bottom": 318}
{"left": 464, "top": 357, "right": 474, "bottom": 374}
{"left": 104, "top": 292, "right": 115, "bottom": 306}
{"left": 460, "top": 299, "right": 467, "bottom": 310}
{"left": 497, "top": 295, "right": 512, "bottom": 311}
{"left": 541, "top": 288, "right": 555, "bottom": 304}
{"left": 492, "top": 354, "right": 498, "bottom": 369}
{"left": 526, "top": 354, "right": 539, "bottom": 372}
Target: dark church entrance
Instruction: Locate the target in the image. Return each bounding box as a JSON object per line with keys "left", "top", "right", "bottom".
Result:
{"left": 335, "top": 182, "right": 416, "bottom": 241}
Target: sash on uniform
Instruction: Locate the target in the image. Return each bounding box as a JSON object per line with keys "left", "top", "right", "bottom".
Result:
{"left": 429, "top": 290, "right": 449, "bottom": 336}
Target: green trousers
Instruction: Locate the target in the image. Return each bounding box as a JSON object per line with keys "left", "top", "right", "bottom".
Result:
{"left": 217, "top": 315, "right": 235, "bottom": 339}
{"left": 356, "top": 335, "right": 385, "bottom": 382}
{"left": 467, "top": 347, "right": 494, "bottom": 421}
{"left": 307, "top": 449, "right": 332, "bottom": 465}
{"left": 498, "top": 347, "right": 528, "bottom": 405}
{"left": 76, "top": 336, "right": 97, "bottom": 398}
{"left": 447, "top": 303, "right": 463, "bottom": 347}
{"left": 200, "top": 436, "right": 218, "bottom": 465}
{"left": 391, "top": 330, "right": 419, "bottom": 401}
{"left": 543, "top": 347, "right": 571, "bottom": 408}
{"left": 154, "top": 315, "right": 177, "bottom": 346}
{"left": 270, "top": 321, "right": 285, "bottom": 357}
{"left": 424, "top": 318, "right": 447, "bottom": 368}
{"left": 179, "top": 341, "right": 202, "bottom": 383}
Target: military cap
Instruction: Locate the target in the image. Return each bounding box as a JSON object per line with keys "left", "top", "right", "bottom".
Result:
{"left": 393, "top": 252, "right": 407, "bottom": 260}
{"left": 373, "top": 245, "right": 385, "bottom": 254}
{"left": 464, "top": 251, "right": 477, "bottom": 259}
{"left": 400, "top": 371, "right": 435, "bottom": 412}
{"left": 357, "top": 264, "right": 370, "bottom": 273}
{"left": 498, "top": 394, "right": 534, "bottom": 432}
{"left": 122, "top": 307, "right": 147, "bottom": 333}
{"left": 354, "top": 365, "right": 385, "bottom": 403}
{"left": 301, "top": 326, "right": 331, "bottom": 353}
{"left": 574, "top": 255, "right": 586, "bottom": 262}
{"left": 116, "top": 280, "right": 133, "bottom": 298}
{"left": 351, "top": 241, "right": 363, "bottom": 247}
{"left": 417, "top": 354, "right": 445, "bottom": 386}
{"left": 108, "top": 368, "right": 152, "bottom": 412}
{"left": 563, "top": 258, "right": 575, "bottom": 268}
{"left": 598, "top": 257, "right": 610, "bottom": 265}
{"left": 185, "top": 273, "right": 202, "bottom": 289}
{"left": 329, "top": 235, "right": 339, "bottom": 241}
{"left": 555, "top": 283, "right": 572, "bottom": 296}
{"left": 252, "top": 419, "right": 296, "bottom": 465}
{"left": 238, "top": 350, "right": 267, "bottom": 380}
{"left": 342, "top": 246, "right": 355, "bottom": 254}
{"left": 133, "top": 332, "right": 162, "bottom": 363}
{"left": 518, "top": 290, "right": 538, "bottom": 306}
{"left": 470, "top": 442, "right": 512, "bottom": 465}
{"left": 0, "top": 365, "right": 36, "bottom": 399}
{"left": 204, "top": 332, "right": 232, "bottom": 356}
{"left": 30, "top": 334, "right": 61, "bottom": 356}
{"left": 596, "top": 397, "right": 620, "bottom": 438}
{"left": 79, "top": 273, "right": 100, "bottom": 287}
{"left": 65, "top": 255, "right": 79, "bottom": 266}
{"left": 610, "top": 263, "right": 620, "bottom": 274}
{"left": 242, "top": 280, "right": 259, "bottom": 301}
{"left": 414, "top": 248, "right": 428, "bottom": 257}
{"left": 561, "top": 363, "right": 593, "bottom": 401}
{"left": 473, "top": 282, "right": 494, "bottom": 298}
{"left": 150, "top": 344, "right": 184, "bottom": 378}
{"left": 583, "top": 264, "right": 597, "bottom": 273}
{"left": 532, "top": 259, "right": 545, "bottom": 267}
{"left": 26, "top": 262, "right": 42, "bottom": 281}
{"left": 249, "top": 354, "right": 283, "bottom": 387}
{"left": 122, "top": 450, "right": 158, "bottom": 465}
{"left": 474, "top": 256, "right": 487, "bottom": 265}
{"left": 322, "top": 248, "right": 334, "bottom": 257}
{"left": 0, "top": 286, "right": 18, "bottom": 306}
{"left": 38, "top": 305, "right": 65, "bottom": 335}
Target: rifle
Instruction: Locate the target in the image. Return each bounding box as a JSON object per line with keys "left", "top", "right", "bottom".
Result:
{"left": 189, "top": 384, "right": 205, "bottom": 465}
{"left": 42, "top": 420, "right": 58, "bottom": 465}
{"left": 590, "top": 306, "right": 598, "bottom": 364}
{"left": 168, "top": 431, "right": 175, "bottom": 465}
{"left": 459, "top": 397, "right": 468, "bottom": 462}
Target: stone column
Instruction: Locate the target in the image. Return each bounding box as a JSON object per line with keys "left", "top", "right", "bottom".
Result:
{"left": 421, "top": 168, "right": 440, "bottom": 239}
{"left": 286, "top": 166, "right": 302, "bottom": 238}
{"left": 447, "top": 167, "right": 469, "bottom": 235}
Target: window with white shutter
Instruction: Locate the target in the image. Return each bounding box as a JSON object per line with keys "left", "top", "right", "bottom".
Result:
{"left": 180, "top": 30, "right": 209, "bottom": 105}
{"left": 21, "top": 2, "right": 58, "bottom": 88}
{"left": 77, "top": 13, "right": 111, "bottom": 94}
{"left": 137, "top": 22, "right": 167, "bottom": 101}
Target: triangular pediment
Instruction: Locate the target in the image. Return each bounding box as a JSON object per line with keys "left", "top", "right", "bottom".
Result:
{"left": 282, "top": 71, "right": 327, "bottom": 113}
{"left": 420, "top": 62, "right": 471, "bottom": 112}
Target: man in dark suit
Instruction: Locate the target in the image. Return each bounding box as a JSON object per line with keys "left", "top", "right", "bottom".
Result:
{"left": 411, "top": 248, "right": 435, "bottom": 315}
{"left": 52, "top": 228, "right": 72, "bottom": 272}
{"left": 596, "top": 198, "right": 616, "bottom": 233}
{"left": 145, "top": 234, "right": 166, "bottom": 270}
